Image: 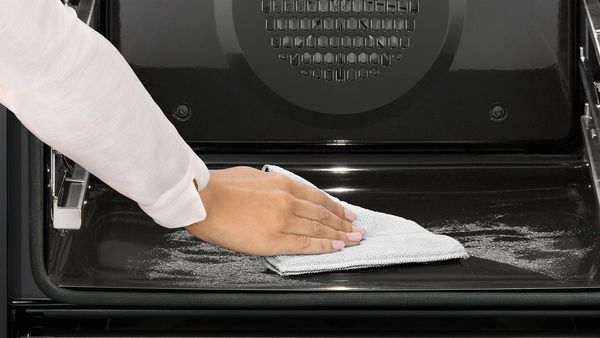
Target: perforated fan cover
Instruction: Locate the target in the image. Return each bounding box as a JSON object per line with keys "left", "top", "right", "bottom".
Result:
{"left": 264, "top": 0, "right": 418, "bottom": 84}
{"left": 217, "top": 0, "right": 457, "bottom": 114}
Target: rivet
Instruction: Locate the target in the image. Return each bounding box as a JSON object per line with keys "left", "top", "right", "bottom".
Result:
{"left": 490, "top": 105, "right": 508, "bottom": 122}
{"left": 173, "top": 104, "right": 191, "bottom": 122}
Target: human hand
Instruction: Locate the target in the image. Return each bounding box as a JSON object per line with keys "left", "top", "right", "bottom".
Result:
{"left": 185, "top": 166, "right": 365, "bottom": 256}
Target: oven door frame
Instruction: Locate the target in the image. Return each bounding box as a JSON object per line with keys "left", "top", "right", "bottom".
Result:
{"left": 23, "top": 0, "right": 600, "bottom": 310}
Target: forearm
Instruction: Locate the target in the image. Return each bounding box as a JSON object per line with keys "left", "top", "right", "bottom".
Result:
{"left": 0, "top": 0, "right": 209, "bottom": 228}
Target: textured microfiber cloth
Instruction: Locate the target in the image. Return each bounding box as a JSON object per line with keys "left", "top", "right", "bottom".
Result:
{"left": 262, "top": 165, "right": 469, "bottom": 276}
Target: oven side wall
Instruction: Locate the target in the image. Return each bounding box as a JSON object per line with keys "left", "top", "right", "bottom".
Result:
{"left": 1, "top": 105, "right": 8, "bottom": 337}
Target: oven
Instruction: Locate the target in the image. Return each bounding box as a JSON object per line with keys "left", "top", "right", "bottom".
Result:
{"left": 5, "top": 0, "right": 600, "bottom": 336}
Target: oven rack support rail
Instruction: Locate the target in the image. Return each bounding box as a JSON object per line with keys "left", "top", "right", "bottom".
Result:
{"left": 581, "top": 0, "right": 600, "bottom": 209}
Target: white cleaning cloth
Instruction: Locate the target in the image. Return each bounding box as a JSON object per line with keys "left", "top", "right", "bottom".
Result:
{"left": 263, "top": 165, "right": 469, "bottom": 276}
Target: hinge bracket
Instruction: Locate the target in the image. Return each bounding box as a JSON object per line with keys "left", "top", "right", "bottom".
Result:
{"left": 50, "top": 150, "right": 90, "bottom": 230}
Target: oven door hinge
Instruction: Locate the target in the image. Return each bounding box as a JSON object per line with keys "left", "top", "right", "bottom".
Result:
{"left": 50, "top": 150, "right": 90, "bottom": 230}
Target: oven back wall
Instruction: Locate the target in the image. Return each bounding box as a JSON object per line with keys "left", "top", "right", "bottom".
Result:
{"left": 107, "top": 0, "right": 576, "bottom": 144}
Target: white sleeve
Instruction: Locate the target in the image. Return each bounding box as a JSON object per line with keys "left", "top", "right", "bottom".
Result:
{"left": 0, "top": 0, "right": 210, "bottom": 229}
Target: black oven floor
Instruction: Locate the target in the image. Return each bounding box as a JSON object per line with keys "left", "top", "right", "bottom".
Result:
{"left": 47, "top": 156, "right": 600, "bottom": 291}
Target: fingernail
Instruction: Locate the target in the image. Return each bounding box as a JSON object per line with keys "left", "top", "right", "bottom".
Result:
{"left": 352, "top": 226, "right": 366, "bottom": 237}
{"left": 344, "top": 208, "right": 358, "bottom": 221}
{"left": 332, "top": 240, "right": 346, "bottom": 250}
{"left": 346, "top": 232, "right": 363, "bottom": 242}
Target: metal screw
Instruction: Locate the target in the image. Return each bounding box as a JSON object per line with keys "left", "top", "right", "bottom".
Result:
{"left": 490, "top": 105, "right": 507, "bottom": 122}
{"left": 173, "top": 104, "right": 191, "bottom": 121}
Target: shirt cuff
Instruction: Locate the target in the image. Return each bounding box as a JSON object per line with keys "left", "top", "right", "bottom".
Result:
{"left": 138, "top": 149, "right": 210, "bottom": 229}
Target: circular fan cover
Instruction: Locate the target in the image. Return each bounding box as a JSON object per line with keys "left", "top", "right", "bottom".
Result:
{"left": 227, "top": 0, "right": 454, "bottom": 115}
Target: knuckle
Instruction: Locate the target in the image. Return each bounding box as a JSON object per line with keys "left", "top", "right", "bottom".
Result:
{"left": 315, "top": 191, "right": 328, "bottom": 205}
{"left": 336, "top": 217, "right": 345, "bottom": 229}
{"left": 311, "top": 221, "right": 324, "bottom": 237}
{"left": 318, "top": 206, "right": 329, "bottom": 221}
{"left": 277, "top": 192, "right": 294, "bottom": 210}
{"left": 297, "top": 235, "right": 312, "bottom": 252}
{"left": 335, "top": 202, "right": 345, "bottom": 215}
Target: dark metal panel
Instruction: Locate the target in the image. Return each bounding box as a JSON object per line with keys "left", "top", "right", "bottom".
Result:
{"left": 108, "top": 0, "right": 577, "bottom": 145}
{"left": 0, "top": 106, "right": 7, "bottom": 338}
{"left": 7, "top": 116, "right": 48, "bottom": 301}
{"left": 12, "top": 309, "right": 600, "bottom": 336}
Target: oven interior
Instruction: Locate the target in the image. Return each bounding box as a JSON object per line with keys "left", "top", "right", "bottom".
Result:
{"left": 34, "top": 0, "right": 600, "bottom": 299}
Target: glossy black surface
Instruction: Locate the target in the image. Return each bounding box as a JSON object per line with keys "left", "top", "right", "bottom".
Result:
{"left": 0, "top": 107, "right": 7, "bottom": 335}
{"left": 12, "top": 309, "right": 600, "bottom": 337}
{"left": 107, "top": 0, "right": 577, "bottom": 144}
{"left": 47, "top": 156, "right": 600, "bottom": 291}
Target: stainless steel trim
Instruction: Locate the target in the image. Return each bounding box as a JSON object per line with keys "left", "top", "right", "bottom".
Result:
{"left": 584, "top": 0, "right": 600, "bottom": 60}
{"left": 64, "top": 0, "right": 97, "bottom": 26}
{"left": 75, "top": 0, "right": 97, "bottom": 26}
{"left": 50, "top": 151, "right": 89, "bottom": 230}
{"left": 582, "top": 106, "right": 600, "bottom": 208}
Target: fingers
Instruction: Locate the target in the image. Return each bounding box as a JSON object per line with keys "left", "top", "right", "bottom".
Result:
{"left": 268, "top": 171, "right": 365, "bottom": 236}
{"left": 288, "top": 180, "right": 357, "bottom": 222}
{"left": 277, "top": 234, "right": 347, "bottom": 255}
{"left": 290, "top": 198, "right": 355, "bottom": 233}
{"left": 283, "top": 217, "right": 362, "bottom": 245}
